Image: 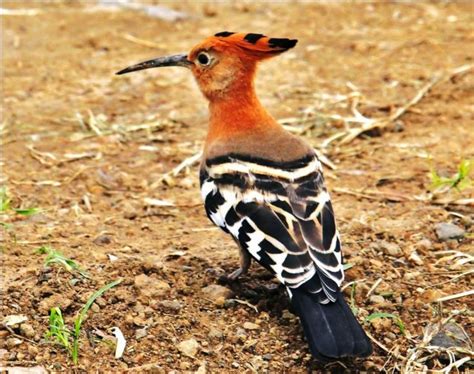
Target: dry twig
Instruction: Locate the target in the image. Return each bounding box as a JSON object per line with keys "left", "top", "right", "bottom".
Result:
{"left": 322, "top": 64, "right": 473, "bottom": 146}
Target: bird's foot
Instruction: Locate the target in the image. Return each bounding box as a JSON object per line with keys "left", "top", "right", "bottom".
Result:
{"left": 218, "top": 267, "right": 247, "bottom": 284}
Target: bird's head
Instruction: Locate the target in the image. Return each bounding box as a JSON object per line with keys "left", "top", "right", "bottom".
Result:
{"left": 117, "top": 32, "right": 297, "bottom": 100}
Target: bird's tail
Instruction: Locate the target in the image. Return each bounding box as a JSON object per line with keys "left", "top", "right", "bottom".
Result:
{"left": 291, "top": 289, "right": 372, "bottom": 361}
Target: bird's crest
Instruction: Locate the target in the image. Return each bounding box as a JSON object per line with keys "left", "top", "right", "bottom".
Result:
{"left": 191, "top": 32, "right": 297, "bottom": 60}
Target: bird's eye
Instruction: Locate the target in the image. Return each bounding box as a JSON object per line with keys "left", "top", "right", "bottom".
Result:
{"left": 197, "top": 52, "right": 211, "bottom": 66}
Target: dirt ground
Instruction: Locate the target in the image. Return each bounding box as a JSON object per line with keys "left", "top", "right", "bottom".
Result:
{"left": 1, "top": 1, "right": 473, "bottom": 373}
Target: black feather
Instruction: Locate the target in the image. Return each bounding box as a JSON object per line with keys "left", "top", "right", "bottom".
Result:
{"left": 244, "top": 33, "right": 265, "bottom": 44}
{"left": 291, "top": 289, "right": 372, "bottom": 360}
{"left": 268, "top": 38, "right": 298, "bottom": 50}
{"left": 215, "top": 31, "right": 235, "bottom": 37}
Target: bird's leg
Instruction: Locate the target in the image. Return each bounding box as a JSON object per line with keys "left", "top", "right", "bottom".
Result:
{"left": 226, "top": 245, "right": 251, "bottom": 281}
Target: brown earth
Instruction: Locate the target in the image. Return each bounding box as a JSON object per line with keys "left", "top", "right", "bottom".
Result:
{"left": 1, "top": 1, "right": 473, "bottom": 373}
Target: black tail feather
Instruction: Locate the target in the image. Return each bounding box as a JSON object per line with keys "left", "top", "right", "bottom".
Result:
{"left": 291, "top": 289, "right": 372, "bottom": 361}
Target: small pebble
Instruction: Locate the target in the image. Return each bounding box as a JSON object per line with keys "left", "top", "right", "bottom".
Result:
{"left": 416, "top": 238, "right": 432, "bottom": 250}
{"left": 177, "top": 338, "right": 199, "bottom": 358}
{"left": 135, "top": 328, "right": 148, "bottom": 340}
{"left": 2, "top": 315, "right": 28, "bottom": 328}
{"left": 409, "top": 250, "right": 424, "bottom": 266}
{"left": 159, "top": 300, "right": 182, "bottom": 312}
{"left": 435, "top": 222, "right": 465, "bottom": 241}
{"left": 93, "top": 234, "right": 112, "bottom": 245}
{"left": 369, "top": 295, "right": 385, "bottom": 305}
{"left": 430, "top": 323, "right": 470, "bottom": 349}
{"left": 208, "top": 327, "right": 223, "bottom": 339}
{"left": 379, "top": 241, "right": 402, "bottom": 257}
{"left": 243, "top": 322, "right": 259, "bottom": 330}
{"left": 20, "top": 323, "right": 35, "bottom": 338}
{"left": 201, "top": 285, "right": 233, "bottom": 303}
{"left": 134, "top": 274, "right": 170, "bottom": 298}
{"left": 6, "top": 337, "right": 23, "bottom": 348}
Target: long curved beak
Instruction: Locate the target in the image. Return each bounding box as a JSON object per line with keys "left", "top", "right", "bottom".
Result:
{"left": 116, "top": 54, "right": 192, "bottom": 75}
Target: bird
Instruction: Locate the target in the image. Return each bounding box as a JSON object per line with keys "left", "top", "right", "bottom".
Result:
{"left": 117, "top": 32, "right": 372, "bottom": 361}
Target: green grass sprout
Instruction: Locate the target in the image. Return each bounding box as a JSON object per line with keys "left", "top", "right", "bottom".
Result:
{"left": 46, "top": 279, "right": 122, "bottom": 364}
{"left": 1, "top": 186, "right": 40, "bottom": 217}
{"left": 350, "top": 282, "right": 358, "bottom": 316}
{"left": 13, "top": 207, "right": 41, "bottom": 216}
{"left": 343, "top": 263, "right": 354, "bottom": 271}
{"left": 71, "top": 279, "right": 122, "bottom": 363}
{"left": 366, "top": 312, "right": 406, "bottom": 335}
{"left": 0, "top": 186, "right": 11, "bottom": 212}
{"left": 46, "top": 307, "right": 71, "bottom": 352}
{"left": 430, "top": 159, "right": 473, "bottom": 193}
{"left": 37, "top": 246, "right": 89, "bottom": 278}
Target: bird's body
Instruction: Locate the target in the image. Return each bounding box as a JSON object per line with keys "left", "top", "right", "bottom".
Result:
{"left": 117, "top": 32, "right": 372, "bottom": 361}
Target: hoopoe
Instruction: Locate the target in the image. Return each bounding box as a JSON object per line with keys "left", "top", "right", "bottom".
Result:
{"left": 117, "top": 32, "right": 372, "bottom": 361}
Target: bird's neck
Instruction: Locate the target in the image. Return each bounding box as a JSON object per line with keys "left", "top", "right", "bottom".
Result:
{"left": 206, "top": 79, "right": 280, "bottom": 145}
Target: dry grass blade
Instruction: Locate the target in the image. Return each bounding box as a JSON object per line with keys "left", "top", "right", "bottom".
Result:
{"left": 170, "top": 151, "right": 202, "bottom": 177}
{"left": 435, "top": 289, "right": 474, "bottom": 303}
{"left": 325, "top": 64, "right": 473, "bottom": 145}
{"left": 365, "top": 331, "right": 425, "bottom": 369}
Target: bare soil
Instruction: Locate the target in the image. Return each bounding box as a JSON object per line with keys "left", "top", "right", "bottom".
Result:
{"left": 1, "top": 1, "right": 473, "bottom": 373}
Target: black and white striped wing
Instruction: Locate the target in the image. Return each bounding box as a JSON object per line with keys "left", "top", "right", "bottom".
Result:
{"left": 200, "top": 153, "right": 344, "bottom": 303}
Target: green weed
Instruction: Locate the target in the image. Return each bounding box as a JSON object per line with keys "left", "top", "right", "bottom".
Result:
{"left": 13, "top": 207, "right": 41, "bottom": 216}
{"left": 46, "top": 307, "right": 70, "bottom": 352}
{"left": 350, "top": 282, "right": 358, "bottom": 316}
{"left": 365, "top": 312, "right": 405, "bottom": 335}
{"left": 1, "top": 186, "right": 40, "bottom": 236}
{"left": 37, "top": 246, "right": 89, "bottom": 278}
{"left": 0, "top": 186, "right": 11, "bottom": 212}
{"left": 430, "top": 159, "right": 473, "bottom": 192}
{"left": 46, "top": 279, "right": 122, "bottom": 364}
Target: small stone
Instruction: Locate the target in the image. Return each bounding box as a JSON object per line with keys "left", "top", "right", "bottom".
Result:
{"left": 369, "top": 295, "right": 386, "bottom": 305}
{"left": 379, "top": 241, "right": 402, "bottom": 257}
{"left": 195, "top": 362, "right": 206, "bottom": 374}
{"left": 409, "top": 251, "right": 424, "bottom": 266}
{"left": 19, "top": 323, "right": 35, "bottom": 338}
{"left": 435, "top": 223, "right": 465, "bottom": 241}
{"left": 95, "top": 297, "right": 107, "bottom": 307}
{"left": 243, "top": 322, "right": 259, "bottom": 330}
{"left": 430, "top": 322, "right": 470, "bottom": 349}
{"left": 6, "top": 337, "right": 23, "bottom": 348}
{"left": 93, "top": 234, "right": 111, "bottom": 245}
{"left": 38, "top": 295, "right": 72, "bottom": 315}
{"left": 178, "top": 177, "right": 195, "bottom": 189}
{"left": 123, "top": 208, "right": 138, "bottom": 220}
{"left": 159, "top": 300, "right": 182, "bottom": 312}
{"left": 235, "top": 327, "right": 247, "bottom": 342}
{"left": 404, "top": 271, "right": 420, "bottom": 280}
{"left": 370, "top": 317, "right": 392, "bottom": 332}
{"left": 28, "top": 345, "right": 39, "bottom": 356}
{"left": 2, "top": 315, "right": 28, "bottom": 328}
{"left": 231, "top": 362, "right": 240, "bottom": 368}
{"left": 135, "top": 328, "right": 148, "bottom": 340}
{"left": 201, "top": 285, "right": 233, "bottom": 303}
{"left": 263, "top": 353, "right": 273, "bottom": 361}
{"left": 177, "top": 338, "right": 199, "bottom": 358}
{"left": 208, "top": 327, "right": 223, "bottom": 339}
{"left": 281, "top": 310, "right": 295, "bottom": 320}
{"left": 416, "top": 238, "right": 432, "bottom": 250}
{"left": 134, "top": 274, "right": 170, "bottom": 298}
